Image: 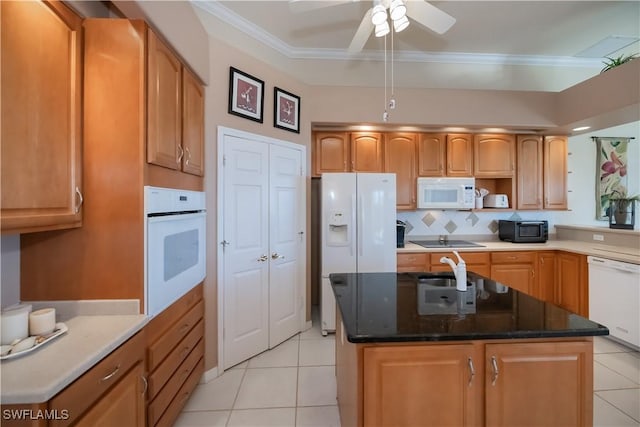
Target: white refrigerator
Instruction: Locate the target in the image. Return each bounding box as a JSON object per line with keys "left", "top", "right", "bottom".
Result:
{"left": 321, "top": 173, "right": 397, "bottom": 335}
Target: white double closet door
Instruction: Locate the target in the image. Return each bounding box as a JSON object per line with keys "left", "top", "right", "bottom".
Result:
{"left": 219, "top": 128, "right": 306, "bottom": 370}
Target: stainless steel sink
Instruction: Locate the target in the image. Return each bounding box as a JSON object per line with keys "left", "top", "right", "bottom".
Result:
{"left": 411, "top": 240, "right": 485, "bottom": 248}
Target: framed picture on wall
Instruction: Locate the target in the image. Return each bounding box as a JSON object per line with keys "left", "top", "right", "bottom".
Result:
{"left": 228, "top": 67, "right": 264, "bottom": 123}
{"left": 273, "top": 87, "right": 300, "bottom": 133}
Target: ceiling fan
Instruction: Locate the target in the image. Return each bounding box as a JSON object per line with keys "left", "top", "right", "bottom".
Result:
{"left": 289, "top": 0, "right": 456, "bottom": 53}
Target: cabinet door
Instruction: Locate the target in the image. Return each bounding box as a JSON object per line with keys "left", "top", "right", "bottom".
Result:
{"left": 363, "top": 345, "right": 481, "bottom": 427}
{"left": 516, "top": 135, "right": 543, "bottom": 210}
{"left": 384, "top": 133, "right": 417, "bottom": 210}
{"left": 351, "top": 132, "right": 383, "bottom": 172}
{"left": 181, "top": 68, "right": 205, "bottom": 176}
{"left": 555, "top": 252, "right": 587, "bottom": 316}
{"left": 1, "top": 0, "right": 83, "bottom": 233}
{"left": 147, "top": 30, "right": 182, "bottom": 171}
{"left": 313, "top": 132, "right": 349, "bottom": 175}
{"left": 536, "top": 251, "right": 556, "bottom": 302}
{"left": 74, "top": 362, "right": 145, "bottom": 427}
{"left": 490, "top": 263, "right": 534, "bottom": 295}
{"left": 485, "top": 341, "right": 593, "bottom": 427}
{"left": 418, "top": 133, "right": 446, "bottom": 176}
{"left": 445, "top": 134, "right": 473, "bottom": 176}
{"left": 473, "top": 134, "right": 516, "bottom": 177}
{"left": 544, "top": 136, "right": 568, "bottom": 209}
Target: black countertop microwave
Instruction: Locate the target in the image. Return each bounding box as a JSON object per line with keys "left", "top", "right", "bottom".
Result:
{"left": 498, "top": 220, "right": 548, "bottom": 243}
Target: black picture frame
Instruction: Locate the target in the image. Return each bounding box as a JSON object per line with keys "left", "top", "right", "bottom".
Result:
{"left": 273, "top": 87, "right": 300, "bottom": 133}
{"left": 228, "top": 67, "right": 264, "bottom": 123}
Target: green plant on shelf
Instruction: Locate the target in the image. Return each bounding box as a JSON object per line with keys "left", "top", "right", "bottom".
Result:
{"left": 601, "top": 53, "right": 638, "bottom": 73}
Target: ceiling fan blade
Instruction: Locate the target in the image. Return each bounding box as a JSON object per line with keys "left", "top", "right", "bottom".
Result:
{"left": 347, "top": 8, "right": 374, "bottom": 53}
{"left": 405, "top": 0, "right": 456, "bottom": 35}
{"left": 289, "top": 0, "right": 354, "bottom": 14}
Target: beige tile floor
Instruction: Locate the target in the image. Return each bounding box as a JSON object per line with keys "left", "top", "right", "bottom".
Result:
{"left": 176, "top": 314, "right": 639, "bottom": 427}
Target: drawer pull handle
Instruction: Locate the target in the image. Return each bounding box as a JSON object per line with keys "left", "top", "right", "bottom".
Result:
{"left": 179, "top": 323, "right": 191, "bottom": 334}
{"left": 181, "top": 346, "right": 191, "bottom": 358}
{"left": 141, "top": 375, "right": 148, "bottom": 395}
{"left": 101, "top": 364, "right": 121, "bottom": 382}
{"left": 467, "top": 357, "right": 475, "bottom": 386}
{"left": 490, "top": 356, "right": 499, "bottom": 386}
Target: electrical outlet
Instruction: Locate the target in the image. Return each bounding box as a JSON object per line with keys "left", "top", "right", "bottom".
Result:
{"left": 593, "top": 234, "right": 604, "bottom": 241}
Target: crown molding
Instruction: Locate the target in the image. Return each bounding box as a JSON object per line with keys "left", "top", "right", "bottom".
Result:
{"left": 194, "top": 1, "right": 603, "bottom": 68}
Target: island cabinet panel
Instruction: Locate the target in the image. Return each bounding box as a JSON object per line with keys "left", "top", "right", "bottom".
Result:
{"left": 543, "top": 136, "right": 568, "bottom": 209}
{"left": 397, "top": 253, "right": 429, "bottom": 272}
{"left": 1, "top": 0, "right": 83, "bottom": 233}
{"left": 555, "top": 252, "right": 588, "bottom": 317}
{"left": 313, "top": 132, "right": 349, "bottom": 175}
{"left": 363, "top": 345, "right": 482, "bottom": 427}
{"left": 446, "top": 133, "right": 474, "bottom": 177}
{"left": 384, "top": 133, "right": 417, "bottom": 210}
{"left": 417, "top": 133, "right": 446, "bottom": 176}
{"left": 536, "top": 251, "right": 557, "bottom": 303}
{"left": 473, "top": 134, "right": 516, "bottom": 177}
{"left": 351, "top": 132, "right": 383, "bottom": 172}
{"left": 485, "top": 341, "right": 593, "bottom": 427}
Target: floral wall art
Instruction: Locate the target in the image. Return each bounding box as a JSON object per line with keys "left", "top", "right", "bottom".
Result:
{"left": 595, "top": 137, "right": 632, "bottom": 220}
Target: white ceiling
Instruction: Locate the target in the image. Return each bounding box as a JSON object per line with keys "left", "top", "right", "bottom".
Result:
{"left": 193, "top": 0, "right": 640, "bottom": 92}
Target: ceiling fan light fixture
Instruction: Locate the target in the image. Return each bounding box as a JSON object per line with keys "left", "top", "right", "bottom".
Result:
{"left": 371, "top": 4, "right": 388, "bottom": 26}
{"left": 393, "top": 15, "right": 409, "bottom": 32}
{"left": 374, "top": 21, "right": 390, "bottom": 37}
{"left": 389, "top": 0, "right": 407, "bottom": 21}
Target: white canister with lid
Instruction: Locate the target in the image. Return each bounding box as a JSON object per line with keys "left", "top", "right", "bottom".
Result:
{"left": 1, "top": 304, "right": 32, "bottom": 345}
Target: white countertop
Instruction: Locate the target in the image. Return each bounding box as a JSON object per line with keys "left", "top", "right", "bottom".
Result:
{"left": 1, "top": 314, "right": 147, "bottom": 404}
{"left": 398, "top": 239, "right": 640, "bottom": 264}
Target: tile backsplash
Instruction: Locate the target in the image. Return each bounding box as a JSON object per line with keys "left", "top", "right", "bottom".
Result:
{"left": 397, "top": 210, "right": 553, "bottom": 238}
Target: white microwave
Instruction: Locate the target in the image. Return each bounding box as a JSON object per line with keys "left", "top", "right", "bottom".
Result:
{"left": 417, "top": 177, "right": 475, "bottom": 209}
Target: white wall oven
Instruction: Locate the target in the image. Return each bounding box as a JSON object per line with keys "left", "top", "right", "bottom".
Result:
{"left": 145, "top": 186, "right": 206, "bottom": 317}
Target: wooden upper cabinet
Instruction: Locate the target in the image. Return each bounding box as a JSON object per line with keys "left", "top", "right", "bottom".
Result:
{"left": 147, "top": 29, "right": 182, "bottom": 171}
{"left": 384, "top": 133, "right": 417, "bottom": 210}
{"left": 351, "top": 132, "right": 383, "bottom": 172}
{"left": 516, "top": 135, "right": 544, "bottom": 210}
{"left": 473, "top": 134, "right": 516, "bottom": 177}
{"left": 446, "top": 134, "right": 473, "bottom": 176}
{"left": 1, "top": 0, "right": 83, "bottom": 233}
{"left": 313, "top": 132, "right": 349, "bottom": 176}
{"left": 182, "top": 68, "right": 205, "bottom": 176}
{"left": 543, "top": 136, "right": 568, "bottom": 209}
{"left": 417, "top": 133, "right": 446, "bottom": 176}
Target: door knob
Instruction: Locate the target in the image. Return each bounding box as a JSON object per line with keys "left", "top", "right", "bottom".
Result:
{"left": 271, "top": 253, "right": 284, "bottom": 260}
{"left": 257, "top": 255, "right": 268, "bottom": 262}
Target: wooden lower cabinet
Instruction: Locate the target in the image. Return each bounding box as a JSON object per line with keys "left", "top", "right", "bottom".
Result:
{"left": 555, "top": 252, "right": 588, "bottom": 317}
{"left": 536, "top": 251, "right": 556, "bottom": 302}
{"left": 146, "top": 284, "right": 205, "bottom": 427}
{"left": 337, "top": 334, "right": 594, "bottom": 427}
{"left": 74, "top": 362, "right": 145, "bottom": 427}
{"left": 485, "top": 341, "right": 593, "bottom": 427}
{"left": 363, "top": 345, "right": 482, "bottom": 427}
{"left": 490, "top": 252, "right": 536, "bottom": 295}
{"left": 397, "top": 253, "right": 429, "bottom": 272}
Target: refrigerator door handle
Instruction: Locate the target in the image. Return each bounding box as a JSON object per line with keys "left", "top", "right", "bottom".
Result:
{"left": 358, "top": 194, "right": 364, "bottom": 257}
{"left": 351, "top": 194, "right": 357, "bottom": 257}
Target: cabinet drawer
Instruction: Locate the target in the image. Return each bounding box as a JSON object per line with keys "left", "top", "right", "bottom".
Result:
{"left": 148, "top": 319, "right": 204, "bottom": 399}
{"left": 430, "top": 252, "right": 490, "bottom": 266}
{"left": 148, "top": 299, "right": 204, "bottom": 371}
{"left": 148, "top": 342, "right": 204, "bottom": 426}
{"left": 146, "top": 284, "right": 203, "bottom": 344}
{"left": 155, "top": 357, "right": 205, "bottom": 427}
{"left": 49, "top": 331, "right": 144, "bottom": 426}
{"left": 491, "top": 252, "right": 536, "bottom": 264}
{"left": 397, "top": 253, "right": 428, "bottom": 267}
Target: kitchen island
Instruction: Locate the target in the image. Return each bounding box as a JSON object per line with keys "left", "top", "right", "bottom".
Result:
{"left": 331, "top": 272, "right": 608, "bottom": 427}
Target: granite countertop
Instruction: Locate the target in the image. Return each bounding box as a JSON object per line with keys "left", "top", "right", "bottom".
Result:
{"left": 1, "top": 314, "right": 148, "bottom": 404}
{"left": 330, "top": 272, "right": 609, "bottom": 344}
{"left": 397, "top": 239, "right": 640, "bottom": 264}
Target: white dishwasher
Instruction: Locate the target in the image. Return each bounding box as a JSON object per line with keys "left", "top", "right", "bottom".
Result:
{"left": 588, "top": 256, "right": 640, "bottom": 348}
